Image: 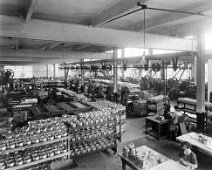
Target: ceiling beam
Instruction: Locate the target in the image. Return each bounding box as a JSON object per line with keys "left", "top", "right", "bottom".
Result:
{"left": 25, "top": 0, "right": 38, "bottom": 22}
{"left": 127, "top": 0, "right": 212, "bottom": 32}
{"left": 167, "top": 19, "right": 212, "bottom": 37}
{"left": 0, "top": 56, "right": 79, "bottom": 64}
{"left": 0, "top": 37, "right": 18, "bottom": 46}
{"left": 0, "top": 49, "right": 113, "bottom": 60}
{"left": 91, "top": 0, "right": 148, "bottom": 26}
{"left": 0, "top": 15, "right": 197, "bottom": 51}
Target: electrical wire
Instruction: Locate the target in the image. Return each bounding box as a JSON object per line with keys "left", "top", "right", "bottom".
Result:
{"left": 104, "top": 8, "right": 143, "bottom": 25}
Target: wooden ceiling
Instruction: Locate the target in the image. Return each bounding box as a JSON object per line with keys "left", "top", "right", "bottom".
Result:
{"left": 0, "top": 0, "right": 212, "bottom": 65}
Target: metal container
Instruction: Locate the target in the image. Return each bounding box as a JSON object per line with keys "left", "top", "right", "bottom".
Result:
{"left": 0, "top": 143, "right": 6, "bottom": 151}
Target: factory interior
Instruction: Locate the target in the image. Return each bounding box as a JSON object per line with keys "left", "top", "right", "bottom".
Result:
{"left": 1, "top": 0, "right": 212, "bottom": 170}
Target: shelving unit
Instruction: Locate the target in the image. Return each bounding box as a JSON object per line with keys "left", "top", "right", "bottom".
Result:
{"left": 5, "top": 152, "right": 69, "bottom": 170}
{"left": 177, "top": 98, "right": 208, "bottom": 132}
{"left": 66, "top": 112, "right": 118, "bottom": 154}
{"left": 0, "top": 111, "right": 117, "bottom": 170}
{"left": 84, "top": 100, "right": 126, "bottom": 142}
{"left": 0, "top": 136, "right": 70, "bottom": 155}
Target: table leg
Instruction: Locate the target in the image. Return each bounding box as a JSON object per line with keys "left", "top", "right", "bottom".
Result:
{"left": 158, "top": 123, "right": 160, "bottom": 141}
{"left": 122, "top": 161, "right": 127, "bottom": 170}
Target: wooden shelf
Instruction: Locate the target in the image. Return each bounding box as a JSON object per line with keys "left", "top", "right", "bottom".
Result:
{"left": 70, "top": 133, "right": 116, "bottom": 144}
{"left": 68, "top": 120, "right": 115, "bottom": 131}
{"left": 179, "top": 108, "right": 196, "bottom": 114}
{"left": 70, "top": 144, "right": 117, "bottom": 159}
{"left": 5, "top": 152, "right": 69, "bottom": 170}
{"left": 0, "top": 136, "right": 70, "bottom": 155}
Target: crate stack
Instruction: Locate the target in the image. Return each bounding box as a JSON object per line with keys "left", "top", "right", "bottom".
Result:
{"left": 132, "top": 100, "right": 147, "bottom": 116}
{"left": 147, "top": 95, "right": 169, "bottom": 115}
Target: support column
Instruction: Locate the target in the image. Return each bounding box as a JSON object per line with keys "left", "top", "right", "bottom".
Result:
{"left": 196, "top": 34, "right": 205, "bottom": 113}
{"left": 121, "top": 49, "right": 125, "bottom": 80}
{"left": 53, "top": 64, "right": 56, "bottom": 78}
{"left": 46, "top": 65, "right": 48, "bottom": 78}
{"left": 81, "top": 59, "right": 84, "bottom": 86}
{"left": 113, "top": 50, "right": 118, "bottom": 102}
{"left": 191, "top": 57, "right": 197, "bottom": 85}
{"left": 208, "top": 60, "right": 212, "bottom": 102}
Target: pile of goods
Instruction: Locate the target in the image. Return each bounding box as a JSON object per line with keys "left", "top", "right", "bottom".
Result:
{"left": 69, "top": 126, "right": 115, "bottom": 143}
{"left": 148, "top": 95, "right": 168, "bottom": 103}
{"left": 56, "top": 88, "right": 75, "bottom": 97}
{"left": 178, "top": 97, "right": 212, "bottom": 111}
{"left": 70, "top": 138, "right": 115, "bottom": 157}
{"left": 84, "top": 100, "right": 126, "bottom": 135}
{"left": 63, "top": 111, "right": 115, "bottom": 129}
{"left": 44, "top": 104, "right": 65, "bottom": 117}
{"left": 198, "top": 134, "right": 211, "bottom": 145}
{"left": 86, "top": 100, "right": 125, "bottom": 113}
{"left": 74, "top": 93, "right": 88, "bottom": 102}
{"left": 132, "top": 100, "right": 147, "bottom": 116}
{"left": 0, "top": 118, "right": 68, "bottom": 151}
{"left": 56, "top": 88, "right": 88, "bottom": 101}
